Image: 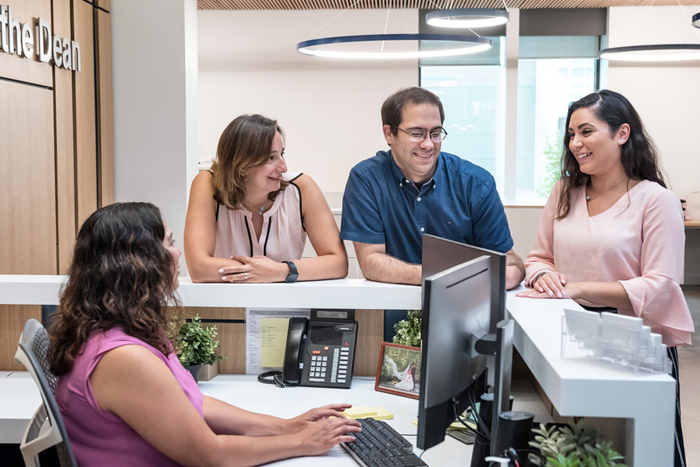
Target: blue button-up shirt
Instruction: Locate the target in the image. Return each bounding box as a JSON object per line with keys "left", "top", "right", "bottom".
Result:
{"left": 340, "top": 150, "right": 513, "bottom": 264}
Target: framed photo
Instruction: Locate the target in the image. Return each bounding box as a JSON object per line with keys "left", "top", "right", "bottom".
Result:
{"left": 375, "top": 342, "right": 422, "bottom": 399}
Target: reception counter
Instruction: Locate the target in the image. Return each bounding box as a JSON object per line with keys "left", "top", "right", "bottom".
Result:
{"left": 0, "top": 275, "right": 675, "bottom": 466}
{"left": 0, "top": 275, "right": 422, "bottom": 309}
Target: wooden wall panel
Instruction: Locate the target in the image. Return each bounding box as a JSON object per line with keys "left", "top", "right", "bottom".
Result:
{"left": 185, "top": 307, "right": 247, "bottom": 374}
{"left": 96, "top": 0, "right": 111, "bottom": 12}
{"left": 96, "top": 8, "right": 115, "bottom": 207}
{"left": 0, "top": 81, "right": 57, "bottom": 274}
{"left": 0, "top": 306, "right": 42, "bottom": 371}
{"left": 53, "top": 0, "right": 76, "bottom": 273}
{"left": 73, "top": 0, "right": 98, "bottom": 227}
{"left": 0, "top": 0, "right": 52, "bottom": 86}
{"left": 353, "top": 309, "right": 384, "bottom": 376}
{"left": 182, "top": 308, "right": 384, "bottom": 377}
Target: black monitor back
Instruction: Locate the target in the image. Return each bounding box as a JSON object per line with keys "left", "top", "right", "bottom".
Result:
{"left": 422, "top": 234, "right": 506, "bottom": 334}
{"left": 417, "top": 256, "right": 492, "bottom": 450}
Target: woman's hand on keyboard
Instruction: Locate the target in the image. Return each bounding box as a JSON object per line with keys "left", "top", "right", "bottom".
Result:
{"left": 286, "top": 403, "right": 353, "bottom": 432}
{"left": 294, "top": 416, "right": 362, "bottom": 456}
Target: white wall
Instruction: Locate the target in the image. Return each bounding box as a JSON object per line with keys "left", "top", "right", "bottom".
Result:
{"left": 607, "top": 6, "right": 700, "bottom": 219}
{"left": 112, "top": 6, "right": 699, "bottom": 276}
{"left": 197, "top": 10, "right": 419, "bottom": 196}
{"left": 112, "top": 0, "right": 199, "bottom": 269}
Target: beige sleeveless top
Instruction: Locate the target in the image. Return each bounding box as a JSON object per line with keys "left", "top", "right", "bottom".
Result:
{"left": 214, "top": 174, "right": 307, "bottom": 262}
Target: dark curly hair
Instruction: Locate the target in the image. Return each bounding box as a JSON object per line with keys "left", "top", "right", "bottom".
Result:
{"left": 210, "top": 114, "right": 289, "bottom": 210}
{"left": 557, "top": 89, "right": 665, "bottom": 219}
{"left": 48, "top": 202, "right": 179, "bottom": 376}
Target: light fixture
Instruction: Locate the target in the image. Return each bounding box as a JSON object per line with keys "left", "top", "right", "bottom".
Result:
{"left": 297, "top": 34, "right": 491, "bottom": 60}
{"left": 600, "top": 44, "right": 700, "bottom": 62}
{"left": 426, "top": 9, "right": 509, "bottom": 29}
{"left": 693, "top": 12, "right": 700, "bottom": 28}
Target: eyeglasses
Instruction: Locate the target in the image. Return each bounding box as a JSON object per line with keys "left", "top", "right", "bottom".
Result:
{"left": 393, "top": 126, "right": 448, "bottom": 143}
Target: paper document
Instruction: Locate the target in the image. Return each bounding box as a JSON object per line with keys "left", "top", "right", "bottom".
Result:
{"left": 245, "top": 308, "right": 309, "bottom": 375}
{"left": 260, "top": 318, "right": 290, "bottom": 368}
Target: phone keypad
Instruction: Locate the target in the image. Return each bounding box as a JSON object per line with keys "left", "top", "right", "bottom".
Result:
{"left": 308, "top": 355, "right": 329, "bottom": 382}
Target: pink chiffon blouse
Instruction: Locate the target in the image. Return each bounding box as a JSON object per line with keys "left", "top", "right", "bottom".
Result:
{"left": 214, "top": 174, "right": 307, "bottom": 262}
{"left": 525, "top": 180, "right": 694, "bottom": 346}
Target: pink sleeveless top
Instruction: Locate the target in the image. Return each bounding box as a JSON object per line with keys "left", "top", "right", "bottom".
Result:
{"left": 55, "top": 327, "right": 203, "bottom": 467}
{"left": 214, "top": 174, "right": 307, "bottom": 261}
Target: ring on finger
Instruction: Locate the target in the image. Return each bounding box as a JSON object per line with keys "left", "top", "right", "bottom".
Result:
{"left": 244, "top": 272, "right": 249, "bottom": 281}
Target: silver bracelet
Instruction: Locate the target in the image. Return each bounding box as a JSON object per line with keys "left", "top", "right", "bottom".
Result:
{"left": 533, "top": 270, "right": 552, "bottom": 284}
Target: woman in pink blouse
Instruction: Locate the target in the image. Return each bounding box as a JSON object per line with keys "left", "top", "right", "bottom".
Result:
{"left": 48, "top": 202, "right": 360, "bottom": 467}
{"left": 518, "top": 90, "right": 693, "bottom": 467}
{"left": 185, "top": 114, "right": 347, "bottom": 283}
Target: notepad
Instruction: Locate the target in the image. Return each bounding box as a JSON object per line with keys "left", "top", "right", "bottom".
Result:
{"left": 260, "top": 318, "right": 290, "bottom": 368}
{"left": 344, "top": 406, "right": 394, "bottom": 420}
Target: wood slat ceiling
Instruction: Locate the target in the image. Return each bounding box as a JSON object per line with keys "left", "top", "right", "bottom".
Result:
{"left": 199, "top": 0, "right": 700, "bottom": 9}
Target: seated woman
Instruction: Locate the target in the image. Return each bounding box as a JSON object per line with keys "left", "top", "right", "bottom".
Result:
{"left": 185, "top": 114, "right": 347, "bottom": 283}
{"left": 47, "top": 202, "right": 360, "bottom": 467}
{"left": 517, "top": 90, "right": 693, "bottom": 467}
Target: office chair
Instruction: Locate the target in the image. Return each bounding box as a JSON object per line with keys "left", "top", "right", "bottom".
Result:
{"left": 14, "top": 319, "right": 78, "bottom": 467}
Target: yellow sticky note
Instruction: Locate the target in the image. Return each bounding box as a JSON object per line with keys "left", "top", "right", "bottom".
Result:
{"left": 345, "top": 406, "right": 394, "bottom": 420}
{"left": 345, "top": 406, "right": 378, "bottom": 418}
{"left": 260, "top": 318, "right": 289, "bottom": 368}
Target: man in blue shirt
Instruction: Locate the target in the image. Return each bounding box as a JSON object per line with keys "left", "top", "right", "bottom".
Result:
{"left": 341, "top": 86, "right": 525, "bottom": 294}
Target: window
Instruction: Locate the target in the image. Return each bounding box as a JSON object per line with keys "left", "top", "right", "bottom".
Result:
{"left": 419, "top": 10, "right": 604, "bottom": 204}
{"left": 516, "top": 36, "right": 599, "bottom": 201}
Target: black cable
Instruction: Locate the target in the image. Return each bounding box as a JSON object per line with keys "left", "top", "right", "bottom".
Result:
{"left": 257, "top": 370, "right": 286, "bottom": 388}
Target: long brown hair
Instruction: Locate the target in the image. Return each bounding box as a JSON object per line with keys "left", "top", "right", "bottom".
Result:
{"left": 210, "top": 114, "right": 289, "bottom": 209}
{"left": 48, "top": 202, "right": 179, "bottom": 376}
{"left": 557, "top": 90, "right": 665, "bottom": 219}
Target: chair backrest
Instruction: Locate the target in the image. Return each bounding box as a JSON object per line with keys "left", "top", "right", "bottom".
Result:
{"left": 14, "top": 319, "right": 78, "bottom": 467}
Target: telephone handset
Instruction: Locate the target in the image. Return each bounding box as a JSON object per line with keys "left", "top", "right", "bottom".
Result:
{"left": 258, "top": 309, "right": 357, "bottom": 389}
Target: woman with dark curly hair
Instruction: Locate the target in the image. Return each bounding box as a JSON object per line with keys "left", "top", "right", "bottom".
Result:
{"left": 48, "top": 202, "right": 360, "bottom": 467}
{"left": 518, "top": 90, "right": 693, "bottom": 467}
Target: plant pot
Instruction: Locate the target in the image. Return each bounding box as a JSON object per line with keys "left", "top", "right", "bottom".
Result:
{"left": 197, "top": 361, "right": 219, "bottom": 382}
{"left": 184, "top": 364, "right": 201, "bottom": 383}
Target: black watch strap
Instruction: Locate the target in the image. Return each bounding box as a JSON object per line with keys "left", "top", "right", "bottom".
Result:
{"left": 282, "top": 261, "right": 298, "bottom": 283}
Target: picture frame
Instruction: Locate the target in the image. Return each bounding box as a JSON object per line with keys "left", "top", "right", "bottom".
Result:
{"left": 375, "top": 342, "right": 422, "bottom": 399}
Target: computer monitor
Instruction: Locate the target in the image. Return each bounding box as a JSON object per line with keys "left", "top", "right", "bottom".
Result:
{"left": 422, "top": 234, "right": 507, "bottom": 334}
{"left": 417, "top": 255, "right": 492, "bottom": 450}
{"left": 417, "top": 235, "right": 513, "bottom": 457}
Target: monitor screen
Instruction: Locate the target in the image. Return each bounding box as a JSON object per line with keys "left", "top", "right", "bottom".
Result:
{"left": 417, "top": 255, "right": 492, "bottom": 450}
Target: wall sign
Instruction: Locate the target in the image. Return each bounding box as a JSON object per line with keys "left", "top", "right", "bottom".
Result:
{"left": 0, "top": 4, "right": 81, "bottom": 71}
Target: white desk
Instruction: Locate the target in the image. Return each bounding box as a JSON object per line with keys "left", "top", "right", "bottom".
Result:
{"left": 200, "top": 375, "right": 470, "bottom": 466}
{"left": 507, "top": 291, "right": 676, "bottom": 467}
{"left": 1, "top": 372, "right": 551, "bottom": 465}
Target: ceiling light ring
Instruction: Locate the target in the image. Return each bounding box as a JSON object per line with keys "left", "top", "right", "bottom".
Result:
{"left": 297, "top": 34, "right": 492, "bottom": 60}
{"left": 426, "top": 8, "right": 510, "bottom": 29}
{"left": 600, "top": 44, "right": 700, "bottom": 62}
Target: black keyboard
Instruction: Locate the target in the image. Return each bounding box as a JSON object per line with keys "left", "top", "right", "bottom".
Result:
{"left": 341, "top": 418, "right": 429, "bottom": 467}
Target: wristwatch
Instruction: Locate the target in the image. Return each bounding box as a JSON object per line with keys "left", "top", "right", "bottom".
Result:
{"left": 282, "top": 261, "right": 298, "bottom": 283}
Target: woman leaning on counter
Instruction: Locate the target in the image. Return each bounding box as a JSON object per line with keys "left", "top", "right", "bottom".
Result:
{"left": 184, "top": 114, "right": 347, "bottom": 283}
{"left": 517, "top": 90, "right": 694, "bottom": 467}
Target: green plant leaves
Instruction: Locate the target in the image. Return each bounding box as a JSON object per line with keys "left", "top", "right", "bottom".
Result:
{"left": 176, "top": 315, "right": 225, "bottom": 366}
{"left": 528, "top": 420, "right": 627, "bottom": 467}
{"left": 393, "top": 310, "right": 422, "bottom": 348}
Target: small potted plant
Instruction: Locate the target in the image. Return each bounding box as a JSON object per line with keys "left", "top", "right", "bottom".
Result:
{"left": 175, "top": 315, "right": 225, "bottom": 383}
{"left": 529, "top": 418, "right": 627, "bottom": 467}
{"left": 393, "top": 310, "right": 422, "bottom": 348}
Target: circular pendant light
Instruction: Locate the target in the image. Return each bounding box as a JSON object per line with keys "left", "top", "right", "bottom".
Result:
{"left": 600, "top": 44, "right": 700, "bottom": 62}
{"left": 297, "top": 34, "right": 492, "bottom": 60}
{"left": 426, "top": 9, "right": 510, "bottom": 29}
{"left": 693, "top": 12, "right": 700, "bottom": 28}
